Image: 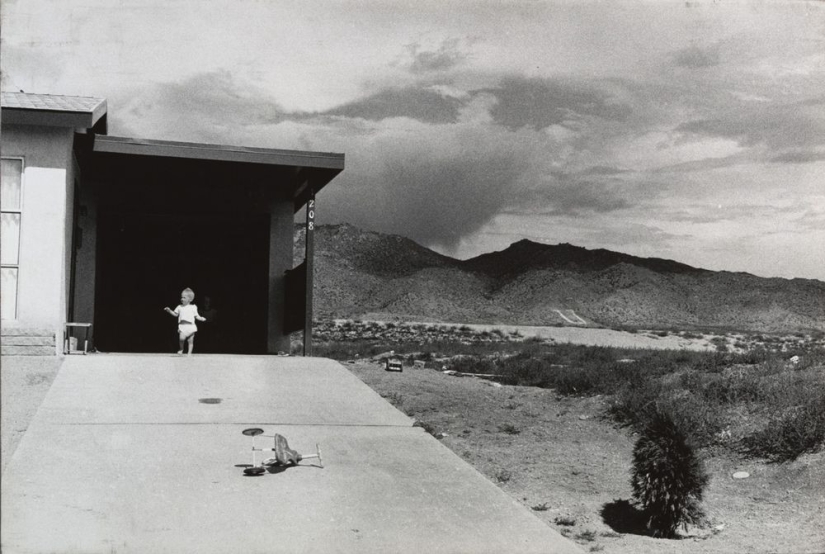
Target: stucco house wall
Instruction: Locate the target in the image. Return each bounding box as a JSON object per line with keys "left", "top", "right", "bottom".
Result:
{"left": 2, "top": 124, "right": 76, "bottom": 354}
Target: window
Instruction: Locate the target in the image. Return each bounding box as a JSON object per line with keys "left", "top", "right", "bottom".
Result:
{"left": 1, "top": 158, "right": 23, "bottom": 320}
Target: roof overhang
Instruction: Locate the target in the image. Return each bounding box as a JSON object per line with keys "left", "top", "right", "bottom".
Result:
{"left": 89, "top": 135, "right": 344, "bottom": 211}
{"left": 1, "top": 92, "right": 108, "bottom": 134}
{"left": 93, "top": 135, "right": 344, "bottom": 171}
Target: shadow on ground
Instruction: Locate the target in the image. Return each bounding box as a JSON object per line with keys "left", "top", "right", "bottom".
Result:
{"left": 600, "top": 499, "right": 649, "bottom": 536}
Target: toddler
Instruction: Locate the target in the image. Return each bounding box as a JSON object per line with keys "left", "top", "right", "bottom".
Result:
{"left": 164, "top": 288, "right": 206, "bottom": 355}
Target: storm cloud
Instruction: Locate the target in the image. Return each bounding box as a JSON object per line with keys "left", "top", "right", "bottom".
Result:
{"left": 320, "top": 121, "right": 544, "bottom": 249}
{"left": 322, "top": 86, "right": 463, "bottom": 124}
{"left": 486, "top": 76, "right": 634, "bottom": 131}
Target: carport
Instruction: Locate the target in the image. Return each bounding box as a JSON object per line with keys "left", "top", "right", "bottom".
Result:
{"left": 71, "top": 135, "right": 343, "bottom": 354}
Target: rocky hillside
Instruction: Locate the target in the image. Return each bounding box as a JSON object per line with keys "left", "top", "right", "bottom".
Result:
{"left": 295, "top": 224, "right": 825, "bottom": 333}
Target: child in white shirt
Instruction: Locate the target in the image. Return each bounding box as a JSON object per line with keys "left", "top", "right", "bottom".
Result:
{"left": 164, "top": 288, "right": 206, "bottom": 355}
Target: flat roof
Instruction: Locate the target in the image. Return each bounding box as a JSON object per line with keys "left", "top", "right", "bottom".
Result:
{"left": 1, "top": 91, "right": 108, "bottom": 132}
{"left": 89, "top": 135, "right": 344, "bottom": 210}
{"left": 93, "top": 135, "right": 344, "bottom": 170}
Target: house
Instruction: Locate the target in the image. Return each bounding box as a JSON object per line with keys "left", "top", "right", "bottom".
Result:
{"left": 1, "top": 92, "right": 344, "bottom": 355}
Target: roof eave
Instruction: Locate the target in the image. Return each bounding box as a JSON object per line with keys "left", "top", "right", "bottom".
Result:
{"left": 1, "top": 99, "right": 108, "bottom": 132}
{"left": 93, "top": 135, "right": 345, "bottom": 171}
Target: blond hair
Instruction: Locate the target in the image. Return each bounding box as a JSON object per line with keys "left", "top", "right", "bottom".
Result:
{"left": 182, "top": 288, "right": 195, "bottom": 301}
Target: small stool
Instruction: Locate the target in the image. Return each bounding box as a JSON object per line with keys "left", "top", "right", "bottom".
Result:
{"left": 64, "top": 323, "right": 92, "bottom": 355}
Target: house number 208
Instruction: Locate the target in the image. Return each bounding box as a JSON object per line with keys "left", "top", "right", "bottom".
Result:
{"left": 308, "top": 199, "right": 315, "bottom": 230}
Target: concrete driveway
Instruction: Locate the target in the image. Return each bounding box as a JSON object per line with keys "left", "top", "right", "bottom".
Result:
{"left": 1, "top": 354, "right": 581, "bottom": 553}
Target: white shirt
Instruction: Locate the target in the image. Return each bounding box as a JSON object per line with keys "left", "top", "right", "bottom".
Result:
{"left": 174, "top": 304, "right": 201, "bottom": 325}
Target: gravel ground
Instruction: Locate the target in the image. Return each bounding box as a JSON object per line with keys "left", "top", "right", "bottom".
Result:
{"left": 1, "top": 356, "right": 62, "bottom": 475}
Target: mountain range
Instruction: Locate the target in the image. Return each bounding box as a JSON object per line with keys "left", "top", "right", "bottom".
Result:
{"left": 294, "top": 223, "right": 825, "bottom": 333}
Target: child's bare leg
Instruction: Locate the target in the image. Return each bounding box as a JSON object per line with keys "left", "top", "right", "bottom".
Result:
{"left": 187, "top": 335, "right": 195, "bottom": 355}
{"left": 177, "top": 337, "right": 185, "bottom": 355}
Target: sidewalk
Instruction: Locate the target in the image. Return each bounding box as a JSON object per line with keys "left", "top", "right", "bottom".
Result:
{"left": 1, "top": 354, "right": 581, "bottom": 553}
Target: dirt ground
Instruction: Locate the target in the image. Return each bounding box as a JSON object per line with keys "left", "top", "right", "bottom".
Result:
{"left": 349, "top": 360, "right": 825, "bottom": 554}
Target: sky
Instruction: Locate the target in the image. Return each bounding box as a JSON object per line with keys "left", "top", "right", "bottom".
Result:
{"left": 2, "top": 0, "right": 824, "bottom": 281}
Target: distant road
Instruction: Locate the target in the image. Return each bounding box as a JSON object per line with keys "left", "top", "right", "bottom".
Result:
{"left": 444, "top": 323, "right": 716, "bottom": 351}
{"left": 553, "top": 309, "right": 587, "bottom": 325}
{"left": 350, "top": 318, "right": 717, "bottom": 352}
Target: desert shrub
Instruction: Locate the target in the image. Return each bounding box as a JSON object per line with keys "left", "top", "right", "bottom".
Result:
{"left": 496, "top": 356, "right": 551, "bottom": 387}
{"left": 554, "top": 516, "right": 576, "bottom": 526}
{"left": 609, "top": 379, "right": 724, "bottom": 447}
{"left": 657, "top": 391, "right": 725, "bottom": 446}
{"left": 381, "top": 392, "right": 404, "bottom": 407}
{"left": 575, "top": 530, "right": 597, "bottom": 542}
{"left": 497, "top": 423, "right": 521, "bottom": 435}
{"left": 630, "top": 410, "right": 709, "bottom": 538}
{"left": 735, "top": 347, "right": 770, "bottom": 365}
{"left": 413, "top": 420, "right": 439, "bottom": 438}
{"left": 682, "top": 368, "right": 770, "bottom": 406}
{"left": 551, "top": 365, "right": 602, "bottom": 396}
{"left": 448, "top": 355, "right": 497, "bottom": 375}
{"left": 312, "top": 340, "right": 390, "bottom": 359}
{"left": 741, "top": 391, "right": 825, "bottom": 462}
{"left": 690, "top": 351, "right": 734, "bottom": 373}
{"left": 495, "top": 469, "right": 512, "bottom": 483}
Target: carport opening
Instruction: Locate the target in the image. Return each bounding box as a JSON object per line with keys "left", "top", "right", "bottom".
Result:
{"left": 94, "top": 211, "right": 270, "bottom": 354}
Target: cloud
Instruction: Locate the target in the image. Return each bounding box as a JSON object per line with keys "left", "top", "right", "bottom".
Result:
{"left": 675, "top": 99, "right": 825, "bottom": 150}
{"left": 508, "top": 187, "right": 631, "bottom": 217}
{"left": 485, "top": 76, "right": 634, "bottom": 131}
{"left": 672, "top": 45, "right": 721, "bottom": 69}
{"left": 322, "top": 86, "right": 463, "bottom": 124}
{"left": 112, "top": 70, "right": 288, "bottom": 141}
{"left": 406, "top": 38, "right": 468, "bottom": 74}
{"left": 319, "top": 121, "right": 544, "bottom": 249}
{"left": 581, "top": 165, "right": 628, "bottom": 176}
{"left": 770, "top": 150, "right": 825, "bottom": 164}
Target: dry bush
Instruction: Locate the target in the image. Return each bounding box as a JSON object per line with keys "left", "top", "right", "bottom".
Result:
{"left": 631, "top": 410, "right": 709, "bottom": 538}
{"left": 742, "top": 391, "right": 825, "bottom": 462}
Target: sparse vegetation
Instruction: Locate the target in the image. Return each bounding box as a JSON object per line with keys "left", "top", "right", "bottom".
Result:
{"left": 344, "top": 325, "right": 825, "bottom": 552}
{"left": 318, "top": 321, "right": 825, "bottom": 462}
{"left": 741, "top": 392, "right": 825, "bottom": 462}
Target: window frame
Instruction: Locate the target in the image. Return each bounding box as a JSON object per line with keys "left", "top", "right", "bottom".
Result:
{"left": 1, "top": 156, "right": 24, "bottom": 320}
